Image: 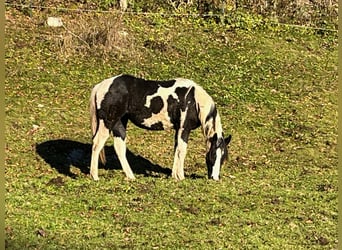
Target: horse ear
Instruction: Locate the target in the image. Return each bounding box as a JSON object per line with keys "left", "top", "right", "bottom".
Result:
{"left": 224, "top": 135, "right": 232, "bottom": 146}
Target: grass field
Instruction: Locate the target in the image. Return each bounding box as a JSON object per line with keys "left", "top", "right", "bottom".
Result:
{"left": 5, "top": 6, "right": 338, "bottom": 249}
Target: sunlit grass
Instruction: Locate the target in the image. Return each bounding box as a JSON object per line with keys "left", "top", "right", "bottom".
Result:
{"left": 5, "top": 7, "right": 337, "bottom": 249}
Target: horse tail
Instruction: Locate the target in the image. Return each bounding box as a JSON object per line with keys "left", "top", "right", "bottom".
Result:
{"left": 90, "top": 86, "right": 106, "bottom": 165}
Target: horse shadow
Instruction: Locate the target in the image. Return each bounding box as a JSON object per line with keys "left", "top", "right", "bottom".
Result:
{"left": 35, "top": 139, "right": 172, "bottom": 179}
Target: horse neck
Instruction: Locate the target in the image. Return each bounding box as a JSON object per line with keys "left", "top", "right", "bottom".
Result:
{"left": 193, "top": 85, "right": 223, "bottom": 149}
{"left": 196, "top": 100, "right": 223, "bottom": 150}
{"left": 203, "top": 111, "right": 223, "bottom": 148}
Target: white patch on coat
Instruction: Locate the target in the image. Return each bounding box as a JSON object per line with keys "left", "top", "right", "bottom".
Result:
{"left": 142, "top": 78, "right": 195, "bottom": 130}
{"left": 142, "top": 112, "right": 174, "bottom": 129}
{"left": 211, "top": 148, "right": 222, "bottom": 180}
{"left": 93, "top": 75, "right": 121, "bottom": 109}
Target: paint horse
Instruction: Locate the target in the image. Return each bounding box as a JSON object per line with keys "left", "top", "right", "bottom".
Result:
{"left": 89, "top": 74, "right": 231, "bottom": 181}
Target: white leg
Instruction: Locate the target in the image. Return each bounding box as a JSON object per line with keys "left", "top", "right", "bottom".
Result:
{"left": 113, "top": 136, "right": 135, "bottom": 180}
{"left": 90, "top": 120, "right": 109, "bottom": 180}
{"left": 172, "top": 135, "right": 188, "bottom": 181}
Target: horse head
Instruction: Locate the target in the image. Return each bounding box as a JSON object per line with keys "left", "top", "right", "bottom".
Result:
{"left": 206, "top": 133, "right": 232, "bottom": 180}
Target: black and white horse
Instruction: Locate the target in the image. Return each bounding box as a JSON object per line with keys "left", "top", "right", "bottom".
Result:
{"left": 89, "top": 74, "right": 231, "bottom": 181}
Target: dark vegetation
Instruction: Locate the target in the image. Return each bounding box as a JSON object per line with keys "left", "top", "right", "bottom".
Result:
{"left": 8, "top": 0, "right": 338, "bottom": 29}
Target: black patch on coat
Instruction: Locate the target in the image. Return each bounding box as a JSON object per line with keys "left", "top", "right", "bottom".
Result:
{"left": 149, "top": 121, "right": 164, "bottom": 130}
{"left": 98, "top": 79, "right": 129, "bottom": 132}
{"left": 165, "top": 86, "right": 200, "bottom": 139}
{"left": 167, "top": 94, "right": 180, "bottom": 129}
{"left": 150, "top": 96, "right": 164, "bottom": 114}
{"left": 175, "top": 87, "right": 189, "bottom": 111}
{"left": 180, "top": 87, "right": 200, "bottom": 142}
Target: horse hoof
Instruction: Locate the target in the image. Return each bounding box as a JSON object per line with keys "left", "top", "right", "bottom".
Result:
{"left": 125, "top": 175, "right": 136, "bottom": 181}
{"left": 172, "top": 173, "right": 185, "bottom": 181}
{"left": 90, "top": 174, "right": 99, "bottom": 181}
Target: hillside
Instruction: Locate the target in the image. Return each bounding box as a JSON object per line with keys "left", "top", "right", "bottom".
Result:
{"left": 5, "top": 4, "right": 338, "bottom": 249}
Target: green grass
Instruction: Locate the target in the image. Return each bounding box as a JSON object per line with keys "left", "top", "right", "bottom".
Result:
{"left": 5, "top": 7, "right": 337, "bottom": 249}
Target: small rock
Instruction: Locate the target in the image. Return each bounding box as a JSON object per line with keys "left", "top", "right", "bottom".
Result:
{"left": 36, "top": 228, "right": 47, "bottom": 237}
{"left": 47, "top": 17, "right": 63, "bottom": 27}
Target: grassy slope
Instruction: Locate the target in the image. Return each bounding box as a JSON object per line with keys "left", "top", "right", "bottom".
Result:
{"left": 5, "top": 8, "right": 337, "bottom": 249}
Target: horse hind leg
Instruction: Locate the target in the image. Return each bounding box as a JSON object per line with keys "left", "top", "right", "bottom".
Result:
{"left": 90, "top": 119, "right": 109, "bottom": 180}
{"left": 112, "top": 119, "right": 135, "bottom": 180}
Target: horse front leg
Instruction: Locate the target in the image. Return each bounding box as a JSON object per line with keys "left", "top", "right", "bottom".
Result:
{"left": 172, "top": 129, "right": 189, "bottom": 180}
{"left": 114, "top": 137, "right": 135, "bottom": 180}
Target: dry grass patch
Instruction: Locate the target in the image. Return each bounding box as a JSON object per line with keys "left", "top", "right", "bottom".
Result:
{"left": 54, "top": 13, "right": 135, "bottom": 59}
